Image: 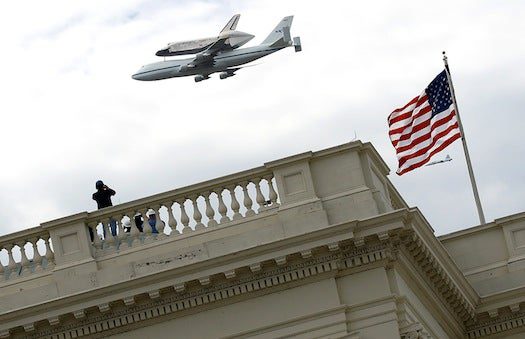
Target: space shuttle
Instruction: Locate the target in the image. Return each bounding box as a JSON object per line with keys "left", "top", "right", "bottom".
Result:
{"left": 155, "top": 14, "right": 255, "bottom": 57}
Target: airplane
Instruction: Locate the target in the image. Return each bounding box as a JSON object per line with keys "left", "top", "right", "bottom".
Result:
{"left": 425, "top": 154, "right": 452, "bottom": 166}
{"left": 132, "top": 15, "right": 301, "bottom": 82}
{"left": 155, "top": 14, "right": 253, "bottom": 57}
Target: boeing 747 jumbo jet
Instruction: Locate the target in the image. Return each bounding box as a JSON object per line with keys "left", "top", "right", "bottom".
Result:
{"left": 132, "top": 15, "right": 301, "bottom": 82}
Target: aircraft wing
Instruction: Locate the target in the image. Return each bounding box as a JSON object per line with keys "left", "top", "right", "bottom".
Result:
{"left": 186, "top": 37, "right": 229, "bottom": 67}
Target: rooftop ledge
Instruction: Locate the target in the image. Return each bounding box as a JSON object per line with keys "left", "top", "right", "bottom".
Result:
{"left": 2, "top": 141, "right": 525, "bottom": 338}
{"left": 1, "top": 141, "right": 426, "bottom": 327}
{"left": 0, "top": 140, "right": 401, "bottom": 288}
{"left": 12, "top": 141, "right": 525, "bottom": 338}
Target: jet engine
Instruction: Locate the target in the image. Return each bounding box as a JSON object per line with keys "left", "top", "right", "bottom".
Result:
{"left": 219, "top": 71, "right": 235, "bottom": 80}
{"left": 194, "top": 75, "right": 209, "bottom": 82}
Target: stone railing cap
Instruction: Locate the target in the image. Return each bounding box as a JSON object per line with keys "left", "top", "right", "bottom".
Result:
{"left": 0, "top": 225, "right": 46, "bottom": 244}
{"left": 41, "top": 212, "right": 89, "bottom": 229}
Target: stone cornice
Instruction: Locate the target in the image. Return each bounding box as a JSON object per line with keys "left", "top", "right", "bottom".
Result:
{"left": 1, "top": 239, "right": 362, "bottom": 337}
{"left": 5, "top": 207, "right": 522, "bottom": 338}
{"left": 394, "top": 252, "right": 467, "bottom": 338}
{"left": 1, "top": 208, "right": 482, "bottom": 337}
{"left": 465, "top": 285, "right": 525, "bottom": 337}
{"left": 467, "top": 309, "right": 525, "bottom": 338}
{"left": 406, "top": 208, "right": 479, "bottom": 306}
{"left": 399, "top": 231, "right": 477, "bottom": 321}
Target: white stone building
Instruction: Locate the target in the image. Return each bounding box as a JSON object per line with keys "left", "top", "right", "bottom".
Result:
{"left": 0, "top": 141, "right": 524, "bottom": 338}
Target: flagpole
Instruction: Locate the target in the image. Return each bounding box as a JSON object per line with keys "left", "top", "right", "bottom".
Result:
{"left": 442, "top": 51, "right": 486, "bottom": 225}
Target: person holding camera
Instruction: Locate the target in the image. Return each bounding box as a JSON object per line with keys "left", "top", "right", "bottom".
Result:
{"left": 90, "top": 180, "right": 117, "bottom": 240}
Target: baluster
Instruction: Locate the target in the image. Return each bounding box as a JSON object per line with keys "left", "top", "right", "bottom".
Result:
{"left": 153, "top": 205, "right": 166, "bottom": 239}
{"left": 18, "top": 241, "right": 30, "bottom": 276}
{"left": 228, "top": 185, "right": 242, "bottom": 220}
{"left": 166, "top": 202, "right": 180, "bottom": 235}
{"left": 215, "top": 188, "right": 230, "bottom": 224}
{"left": 204, "top": 192, "right": 217, "bottom": 227}
{"left": 178, "top": 199, "right": 191, "bottom": 234}
{"left": 109, "top": 215, "right": 118, "bottom": 238}
{"left": 142, "top": 208, "right": 154, "bottom": 244}
{"left": 129, "top": 211, "right": 141, "bottom": 247}
{"left": 5, "top": 244, "right": 17, "bottom": 277}
{"left": 44, "top": 235, "right": 55, "bottom": 268}
{"left": 264, "top": 175, "right": 279, "bottom": 206}
{"left": 240, "top": 181, "right": 255, "bottom": 217}
{"left": 31, "top": 237, "right": 43, "bottom": 272}
{"left": 91, "top": 221, "right": 102, "bottom": 249}
{"left": 118, "top": 214, "right": 129, "bottom": 249}
{"left": 253, "top": 178, "right": 266, "bottom": 212}
{"left": 0, "top": 252, "right": 4, "bottom": 276}
{"left": 191, "top": 195, "right": 205, "bottom": 230}
{"left": 104, "top": 217, "right": 115, "bottom": 250}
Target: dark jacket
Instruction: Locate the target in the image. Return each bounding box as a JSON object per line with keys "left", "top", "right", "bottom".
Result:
{"left": 92, "top": 187, "right": 116, "bottom": 209}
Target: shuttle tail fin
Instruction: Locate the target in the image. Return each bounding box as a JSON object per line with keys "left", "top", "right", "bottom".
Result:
{"left": 220, "top": 14, "right": 240, "bottom": 33}
{"left": 261, "top": 16, "right": 294, "bottom": 47}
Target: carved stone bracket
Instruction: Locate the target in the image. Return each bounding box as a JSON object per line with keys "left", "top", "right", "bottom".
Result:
{"left": 401, "top": 232, "right": 476, "bottom": 322}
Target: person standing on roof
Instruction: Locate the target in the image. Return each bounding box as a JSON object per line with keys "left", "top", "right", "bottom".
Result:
{"left": 146, "top": 209, "right": 159, "bottom": 234}
{"left": 91, "top": 180, "right": 117, "bottom": 239}
{"left": 93, "top": 180, "right": 116, "bottom": 209}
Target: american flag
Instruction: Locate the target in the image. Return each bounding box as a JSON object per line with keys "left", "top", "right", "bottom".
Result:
{"left": 388, "top": 70, "right": 461, "bottom": 175}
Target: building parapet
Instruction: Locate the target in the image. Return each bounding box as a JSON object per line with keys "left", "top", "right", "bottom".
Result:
{"left": 0, "top": 141, "right": 395, "bottom": 301}
{"left": 3, "top": 141, "right": 522, "bottom": 338}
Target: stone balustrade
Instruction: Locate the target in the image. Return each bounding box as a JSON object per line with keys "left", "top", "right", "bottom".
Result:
{"left": 0, "top": 227, "right": 55, "bottom": 282}
{"left": 0, "top": 141, "right": 394, "bottom": 287}
{"left": 0, "top": 141, "right": 398, "bottom": 319}
{"left": 86, "top": 170, "right": 279, "bottom": 255}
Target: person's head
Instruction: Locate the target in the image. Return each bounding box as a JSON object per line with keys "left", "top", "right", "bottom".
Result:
{"left": 146, "top": 209, "right": 156, "bottom": 219}
{"left": 95, "top": 180, "right": 104, "bottom": 190}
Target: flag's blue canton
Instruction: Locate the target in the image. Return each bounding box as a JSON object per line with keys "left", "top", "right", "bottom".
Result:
{"left": 425, "top": 70, "right": 453, "bottom": 118}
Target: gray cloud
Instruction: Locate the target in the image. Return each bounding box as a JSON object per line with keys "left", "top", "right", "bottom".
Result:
{"left": 0, "top": 0, "right": 524, "bottom": 237}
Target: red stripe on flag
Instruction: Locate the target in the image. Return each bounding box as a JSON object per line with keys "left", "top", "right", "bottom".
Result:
{"left": 390, "top": 96, "right": 419, "bottom": 115}
{"left": 388, "top": 95, "right": 428, "bottom": 123}
{"left": 397, "top": 122, "right": 460, "bottom": 168}
{"left": 397, "top": 133, "right": 461, "bottom": 175}
{"left": 394, "top": 110, "right": 457, "bottom": 153}
{"left": 389, "top": 105, "right": 432, "bottom": 138}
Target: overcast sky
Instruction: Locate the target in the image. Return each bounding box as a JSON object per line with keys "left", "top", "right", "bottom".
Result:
{"left": 0, "top": 0, "right": 523, "bottom": 237}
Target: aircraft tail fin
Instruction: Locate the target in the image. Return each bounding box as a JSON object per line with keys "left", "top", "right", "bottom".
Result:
{"left": 220, "top": 14, "right": 240, "bottom": 33}
{"left": 261, "top": 16, "right": 294, "bottom": 47}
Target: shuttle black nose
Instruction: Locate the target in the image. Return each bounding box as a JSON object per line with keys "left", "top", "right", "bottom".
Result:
{"left": 155, "top": 49, "right": 170, "bottom": 57}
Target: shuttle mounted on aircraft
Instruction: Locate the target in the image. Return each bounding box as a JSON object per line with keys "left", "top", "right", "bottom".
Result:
{"left": 155, "top": 14, "right": 254, "bottom": 57}
{"left": 132, "top": 15, "right": 301, "bottom": 82}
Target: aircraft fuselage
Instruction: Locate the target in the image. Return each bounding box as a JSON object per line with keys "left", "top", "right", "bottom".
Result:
{"left": 132, "top": 45, "right": 281, "bottom": 81}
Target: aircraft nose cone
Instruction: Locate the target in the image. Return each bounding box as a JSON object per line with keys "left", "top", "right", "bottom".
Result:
{"left": 156, "top": 49, "right": 170, "bottom": 57}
